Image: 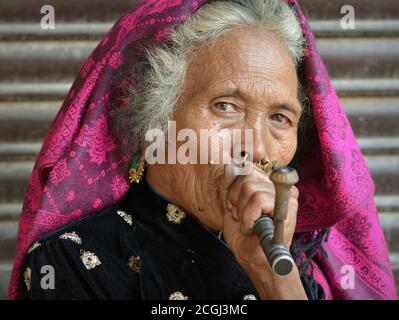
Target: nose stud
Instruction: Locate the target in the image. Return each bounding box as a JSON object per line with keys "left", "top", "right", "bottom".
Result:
{"left": 236, "top": 152, "right": 249, "bottom": 167}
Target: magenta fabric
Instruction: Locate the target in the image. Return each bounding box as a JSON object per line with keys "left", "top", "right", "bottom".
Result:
{"left": 8, "top": 0, "right": 396, "bottom": 299}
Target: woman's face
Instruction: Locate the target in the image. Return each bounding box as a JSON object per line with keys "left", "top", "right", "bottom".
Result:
{"left": 146, "top": 26, "right": 302, "bottom": 231}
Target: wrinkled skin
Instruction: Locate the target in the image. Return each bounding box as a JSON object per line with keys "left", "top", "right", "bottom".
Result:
{"left": 146, "top": 26, "right": 306, "bottom": 299}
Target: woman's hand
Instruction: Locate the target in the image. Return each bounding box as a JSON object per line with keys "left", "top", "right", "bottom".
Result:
{"left": 216, "top": 162, "right": 307, "bottom": 300}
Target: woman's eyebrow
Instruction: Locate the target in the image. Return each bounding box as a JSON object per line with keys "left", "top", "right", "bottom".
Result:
{"left": 209, "top": 84, "right": 302, "bottom": 114}
{"left": 207, "top": 83, "right": 241, "bottom": 96}
{"left": 274, "top": 103, "right": 302, "bottom": 116}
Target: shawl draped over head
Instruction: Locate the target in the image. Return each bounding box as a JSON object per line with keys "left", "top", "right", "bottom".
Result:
{"left": 9, "top": 0, "right": 397, "bottom": 299}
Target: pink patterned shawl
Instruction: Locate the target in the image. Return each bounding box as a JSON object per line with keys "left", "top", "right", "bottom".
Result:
{"left": 8, "top": 0, "right": 396, "bottom": 299}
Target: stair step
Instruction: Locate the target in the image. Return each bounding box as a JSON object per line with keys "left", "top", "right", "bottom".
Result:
{"left": 1, "top": 136, "right": 397, "bottom": 162}
{"left": 0, "top": 221, "right": 18, "bottom": 261}
{"left": 317, "top": 38, "right": 399, "bottom": 78}
{"left": 342, "top": 97, "right": 399, "bottom": 137}
{"left": 3, "top": 20, "right": 398, "bottom": 41}
{"left": 0, "top": 101, "right": 58, "bottom": 141}
{"left": 0, "top": 82, "right": 71, "bottom": 101}
{"left": 301, "top": 0, "right": 399, "bottom": 20}
{"left": 376, "top": 195, "right": 399, "bottom": 213}
{"left": 0, "top": 262, "right": 12, "bottom": 299}
{"left": 0, "top": 0, "right": 134, "bottom": 23}
{"left": 1, "top": 0, "right": 398, "bottom": 24}
{"left": 0, "top": 41, "right": 97, "bottom": 81}
{"left": 1, "top": 38, "right": 398, "bottom": 81}
{"left": 0, "top": 22, "right": 113, "bottom": 41}
{"left": 0, "top": 142, "right": 42, "bottom": 161}
{"left": 2, "top": 97, "right": 398, "bottom": 144}
{"left": 333, "top": 78, "right": 399, "bottom": 96}
{"left": 2, "top": 78, "right": 399, "bottom": 102}
{"left": 0, "top": 161, "right": 32, "bottom": 203}
{"left": 310, "top": 20, "right": 399, "bottom": 38}
{"left": 0, "top": 203, "right": 21, "bottom": 221}
{"left": 358, "top": 137, "right": 399, "bottom": 155}
{"left": 381, "top": 213, "right": 399, "bottom": 253}
{"left": 365, "top": 155, "right": 399, "bottom": 194}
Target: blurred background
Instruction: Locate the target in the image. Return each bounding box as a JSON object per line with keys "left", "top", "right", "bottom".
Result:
{"left": 0, "top": 0, "right": 398, "bottom": 299}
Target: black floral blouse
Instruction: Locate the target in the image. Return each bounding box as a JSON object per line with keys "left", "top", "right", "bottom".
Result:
{"left": 21, "top": 178, "right": 260, "bottom": 300}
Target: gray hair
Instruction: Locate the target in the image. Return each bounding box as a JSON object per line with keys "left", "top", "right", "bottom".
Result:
{"left": 126, "top": 0, "right": 306, "bottom": 149}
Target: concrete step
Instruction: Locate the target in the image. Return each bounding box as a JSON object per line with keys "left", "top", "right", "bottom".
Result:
{"left": 0, "top": 41, "right": 97, "bottom": 82}
{"left": 342, "top": 97, "right": 399, "bottom": 137}
{"left": 0, "top": 221, "right": 18, "bottom": 261}
{"left": 0, "top": 82, "right": 71, "bottom": 101}
{"left": 389, "top": 252, "right": 399, "bottom": 295}
{"left": 8, "top": 0, "right": 399, "bottom": 21}
{"left": 317, "top": 38, "right": 399, "bottom": 79}
{"left": 1, "top": 78, "right": 398, "bottom": 102}
{"left": 333, "top": 78, "right": 399, "bottom": 96}
{"left": 0, "top": 101, "right": 58, "bottom": 142}
{"left": 0, "top": 262, "right": 12, "bottom": 300}
{"left": 1, "top": 38, "right": 398, "bottom": 81}
{"left": 0, "top": 143, "right": 42, "bottom": 161}
{"left": 2, "top": 96, "right": 398, "bottom": 144}
{"left": 2, "top": 20, "right": 398, "bottom": 41}
{"left": 365, "top": 155, "right": 399, "bottom": 194}
{"left": 381, "top": 213, "right": 399, "bottom": 254}
{"left": 0, "top": 203, "right": 21, "bottom": 222}
{"left": 0, "top": 135, "right": 397, "bottom": 163}
{"left": 0, "top": 161, "right": 32, "bottom": 203}
{"left": 0, "top": 22, "right": 114, "bottom": 41}
{"left": 0, "top": 0, "right": 135, "bottom": 23}
{"left": 301, "top": 0, "right": 399, "bottom": 20}
{"left": 1, "top": 0, "right": 398, "bottom": 23}
{"left": 0, "top": 134, "right": 396, "bottom": 159}
{"left": 309, "top": 20, "right": 399, "bottom": 38}
{"left": 358, "top": 137, "right": 399, "bottom": 155}
{"left": 377, "top": 196, "right": 399, "bottom": 214}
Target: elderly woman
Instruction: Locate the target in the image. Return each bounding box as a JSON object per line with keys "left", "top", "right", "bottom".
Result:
{"left": 9, "top": 0, "right": 396, "bottom": 300}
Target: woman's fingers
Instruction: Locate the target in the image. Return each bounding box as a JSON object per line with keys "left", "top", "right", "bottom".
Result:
{"left": 227, "top": 163, "right": 274, "bottom": 207}
{"left": 220, "top": 162, "right": 299, "bottom": 245}
{"left": 238, "top": 191, "right": 275, "bottom": 234}
{"left": 235, "top": 181, "right": 275, "bottom": 217}
{"left": 290, "top": 185, "right": 299, "bottom": 199}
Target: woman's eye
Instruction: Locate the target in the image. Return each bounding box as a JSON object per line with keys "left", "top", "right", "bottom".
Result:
{"left": 214, "top": 102, "right": 236, "bottom": 112}
{"left": 270, "top": 113, "right": 290, "bottom": 124}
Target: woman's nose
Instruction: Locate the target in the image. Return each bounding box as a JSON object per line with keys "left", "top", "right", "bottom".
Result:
{"left": 251, "top": 130, "right": 269, "bottom": 163}
{"left": 244, "top": 122, "right": 270, "bottom": 163}
{"left": 232, "top": 128, "right": 269, "bottom": 165}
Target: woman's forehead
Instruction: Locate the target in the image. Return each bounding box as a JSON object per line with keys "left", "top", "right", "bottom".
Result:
{"left": 186, "top": 27, "right": 298, "bottom": 96}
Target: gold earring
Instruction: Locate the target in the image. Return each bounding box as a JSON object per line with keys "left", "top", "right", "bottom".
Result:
{"left": 255, "top": 158, "right": 277, "bottom": 174}
{"left": 129, "top": 152, "right": 145, "bottom": 184}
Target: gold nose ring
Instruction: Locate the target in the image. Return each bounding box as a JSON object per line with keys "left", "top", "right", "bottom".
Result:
{"left": 256, "top": 158, "right": 277, "bottom": 174}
